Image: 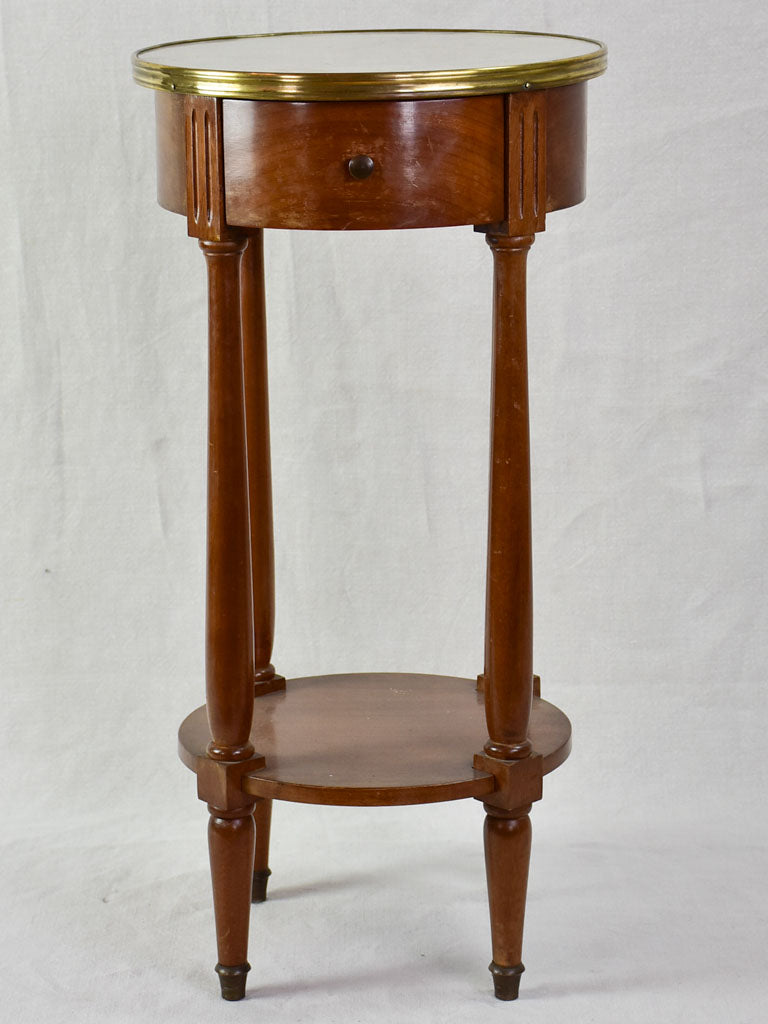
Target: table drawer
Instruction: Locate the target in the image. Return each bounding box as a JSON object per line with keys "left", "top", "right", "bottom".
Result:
{"left": 221, "top": 96, "right": 506, "bottom": 231}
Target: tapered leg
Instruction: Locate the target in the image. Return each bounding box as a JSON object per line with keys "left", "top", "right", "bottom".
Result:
{"left": 483, "top": 804, "right": 532, "bottom": 1000}
{"left": 199, "top": 236, "right": 257, "bottom": 1000}
{"left": 252, "top": 798, "right": 273, "bottom": 902}
{"left": 208, "top": 805, "right": 256, "bottom": 1000}
{"left": 187, "top": 105, "right": 264, "bottom": 1002}
{"left": 475, "top": 95, "right": 549, "bottom": 999}
{"left": 201, "top": 237, "right": 255, "bottom": 762}
{"left": 482, "top": 233, "right": 536, "bottom": 760}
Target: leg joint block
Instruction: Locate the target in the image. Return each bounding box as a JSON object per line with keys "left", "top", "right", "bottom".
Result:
{"left": 473, "top": 752, "right": 543, "bottom": 811}
{"left": 195, "top": 752, "right": 265, "bottom": 809}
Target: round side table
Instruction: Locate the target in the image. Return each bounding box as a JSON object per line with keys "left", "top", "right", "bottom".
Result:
{"left": 132, "top": 29, "right": 606, "bottom": 1004}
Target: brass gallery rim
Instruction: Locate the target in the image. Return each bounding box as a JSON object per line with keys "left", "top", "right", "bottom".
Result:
{"left": 132, "top": 29, "right": 608, "bottom": 102}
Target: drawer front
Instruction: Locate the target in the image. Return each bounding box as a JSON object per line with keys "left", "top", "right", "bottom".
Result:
{"left": 222, "top": 96, "right": 506, "bottom": 231}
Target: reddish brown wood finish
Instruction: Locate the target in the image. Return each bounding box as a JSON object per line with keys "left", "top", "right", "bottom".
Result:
{"left": 483, "top": 805, "right": 532, "bottom": 1000}
{"left": 240, "top": 231, "right": 284, "bottom": 694}
{"left": 545, "top": 82, "right": 587, "bottom": 213}
{"left": 481, "top": 232, "right": 535, "bottom": 761}
{"left": 251, "top": 798, "right": 273, "bottom": 902}
{"left": 155, "top": 92, "right": 185, "bottom": 215}
{"left": 208, "top": 804, "right": 256, "bottom": 1000}
{"left": 503, "top": 92, "right": 547, "bottom": 235}
{"left": 178, "top": 674, "right": 572, "bottom": 806}
{"left": 185, "top": 97, "right": 229, "bottom": 241}
{"left": 201, "top": 237, "right": 255, "bottom": 762}
{"left": 144, "top": 73, "right": 595, "bottom": 1004}
{"left": 155, "top": 86, "right": 588, "bottom": 229}
{"left": 222, "top": 96, "right": 505, "bottom": 230}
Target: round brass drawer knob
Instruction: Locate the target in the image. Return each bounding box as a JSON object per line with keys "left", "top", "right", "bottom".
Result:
{"left": 347, "top": 154, "right": 375, "bottom": 180}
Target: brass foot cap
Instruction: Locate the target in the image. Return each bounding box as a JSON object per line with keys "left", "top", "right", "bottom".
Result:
{"left": 252, "top": 868, "right": 272, "bottom": 903}
{"left": 489, "top": 961, "right": 524, "bottom": 1001}
{"left": 215, "top": 962, "right": 250, "bottom": 1001}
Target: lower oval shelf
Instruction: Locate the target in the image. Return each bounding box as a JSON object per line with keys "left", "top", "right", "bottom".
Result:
{"left": 178, "top": 673, "right": 572, "bottom": 807}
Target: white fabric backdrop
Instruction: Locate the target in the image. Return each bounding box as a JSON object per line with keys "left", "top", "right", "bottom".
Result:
{"left": 1, "top": 2, "right": 766, "bottom": 1021}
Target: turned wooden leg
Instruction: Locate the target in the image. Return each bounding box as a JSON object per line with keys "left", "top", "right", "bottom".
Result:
{"left": 209, "top": 805, "right": 256, "bottom": 1000}
{"left": 199, "top": 234, "right": 257, "bottom": 999}
{"left": 483, "top": 804, "right": 532, "bottom": 1000}
{"left": 251, "top": 798, "right": 273, "bottom": 902}
{"left": 482, "top": 232, "right": 536, "bottom": 761}
{"left": 185, "top": 102, "right": 266, "bottom": 1001}
{"left": 476, "top": 169, "right": 544, "bottom": 991}
{"left": 241, "top": 230, "right": 284, "bottom": 695}
{"left": 201, "top": 236, "right": 255, "bottom": 761}
{"left": 477, "top": 234, "right": 536, "bottom": 999}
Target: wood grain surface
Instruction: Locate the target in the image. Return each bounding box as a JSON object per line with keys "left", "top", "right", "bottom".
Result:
{"left": 155, "top": 85, "right": 588, "bottom": 228}
{"left": 148, "top": 75, "right": 595, "bottom": 1001}
{"left": 222, "top": 96, "right": 505, "bottom": 230}
{"left": 179, "top": 673, "right": 572, "bottom": 806}
{"left": 480, "top": 232, "right": 535, "bottom": 760}
{"left": 200, "top": 237, "right": 255, "bottom": 762}
{"left": 483, "top": 805, "right": 532, "bottom": 1000}
{"left": 545, "top": 82, "right": 587, "bottom": 213}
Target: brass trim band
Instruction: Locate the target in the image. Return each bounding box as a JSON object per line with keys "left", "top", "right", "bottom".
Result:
{"left": 132, "top": 29, "right": 607, "bottom": 102}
